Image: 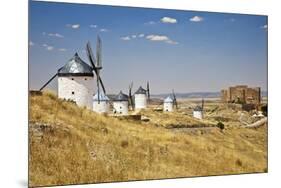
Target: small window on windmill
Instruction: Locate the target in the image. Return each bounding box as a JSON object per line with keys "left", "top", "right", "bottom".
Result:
{"left": 71, "top": 78, "right": 74, "bottom": 80}
{"left": 120, "top": 106, "right": 122, "bottom": 109}
{"left": 72, "top": 91, "right": 75, "bottom": 95}
{"left": 85, "top": 78, "right": 87, "bottom": 80}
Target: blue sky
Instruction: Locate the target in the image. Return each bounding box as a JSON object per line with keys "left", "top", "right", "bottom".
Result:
{"left": 29, "top": 1, "right": 268, "bottom": 94}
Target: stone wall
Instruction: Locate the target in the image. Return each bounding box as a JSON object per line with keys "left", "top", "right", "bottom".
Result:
{"left": 221, "top": 85, "right": 261, "bottom": 105}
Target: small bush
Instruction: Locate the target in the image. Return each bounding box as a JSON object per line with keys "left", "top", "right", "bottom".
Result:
{"left": 121, "top": 140, "right": 129, "bottom": 148}
{"left": 235, "top": 159, "right": 243, "bottom": 167}
{"left": 217, "top": 122, "right": 225, "bottom": 130}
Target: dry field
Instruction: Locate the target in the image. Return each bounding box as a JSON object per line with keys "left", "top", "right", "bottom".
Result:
{"left": 29, "top": 92, "right": 267, "bottom": 187}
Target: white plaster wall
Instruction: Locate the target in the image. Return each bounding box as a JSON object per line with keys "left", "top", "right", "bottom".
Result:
{"left": 134, "top": 94, "right": 147, "bottom": 109}
{"left": 164, "top": 102, "right": 173, "bottom": 112}
{"left": 113, "top": 101, "right": 128, "bottom": 115}
{"left": 93, "top": 101, "right": 110, "bottom": 114}
{"left": 58, "top": 76, "right": 94, "bottom": 110}
{"left": 193, "top": 111, "right": 203, "bottom": 119}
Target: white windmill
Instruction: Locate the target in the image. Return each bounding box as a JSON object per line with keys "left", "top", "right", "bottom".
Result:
{"left": 113, "top": 91, "right": 129, "bottom": 115}
{"left": 193, "top": 98, "right": 204, "bottom": 119}
{"left": 39, "top": 36, "right": 107, "bottom": 112}
{"left": 39, "top": 52, "right": 95, "bottom": 109}
{"left": 163, "top": 96, "right": 174, "bottom": 112}
{"left": 163, "top": 90, "right": 178, "bottom": 112}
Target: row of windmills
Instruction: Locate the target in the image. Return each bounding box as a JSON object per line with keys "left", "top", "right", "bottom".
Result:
{"left": 39, "top": 35, "right": 203, "bottom": 118}
{"left": 39, "top": 36, "right": 151, "bottom": 115}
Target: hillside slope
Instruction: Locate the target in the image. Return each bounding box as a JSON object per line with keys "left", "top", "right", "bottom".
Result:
{"left": 29, "top": 92, "right": 267, "bottom": 187}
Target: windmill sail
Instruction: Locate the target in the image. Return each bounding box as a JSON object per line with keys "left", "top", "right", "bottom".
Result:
{"left": 96, "top": 36, "right": 102, "bottom": 103}
{"left": 86, "top": 42, "right": 96, "bottom": 68}
{"left": 96, "top": 36, "right": 102, "bottom": 69}
{"left": 147, "top": 81, "right": 150, "bottom": 102}
{"left": 172, "top": 89, "right": 178, "bottom": 109}
{"left": 86, "top": 40, "right": 106, "bottom": 96}
{"left": 128, "top": 82, "right": 134, "bottom": 110}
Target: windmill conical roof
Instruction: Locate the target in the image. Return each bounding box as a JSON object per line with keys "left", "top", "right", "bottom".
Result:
{"left": 93, "top": 92, "right": 109, "bottom": 101}
{"left": 135, "top": 86, "right": 147, "bottom": 94}
{"left": 58, "top": 53, "right": 94, "bottom": 76}
{"left": 194, "top": 106, "right": 203, "bottom": 111}
{"left": 164, "top": 96, "right": 174, "bottom": 103}
{"left": 114, "top": 91, "right": 129, "bottom": 101}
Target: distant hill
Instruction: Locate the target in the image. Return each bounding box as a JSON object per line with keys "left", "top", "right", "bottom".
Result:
{"left": 152, "top": 91, "right": 268, "bottom": 99}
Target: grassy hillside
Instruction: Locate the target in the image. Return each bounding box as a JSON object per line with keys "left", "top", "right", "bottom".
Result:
{"left": 29, "top": 92, "right": 267, "bottom": 187}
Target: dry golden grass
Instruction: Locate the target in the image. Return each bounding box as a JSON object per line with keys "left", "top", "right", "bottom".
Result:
{"left": 29, "top": 92, "right": 267, "bottom": 187}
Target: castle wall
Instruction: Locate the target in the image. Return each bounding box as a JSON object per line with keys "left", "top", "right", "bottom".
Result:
{"left": 221, "top": 85, "right": 261, "bottom": 105}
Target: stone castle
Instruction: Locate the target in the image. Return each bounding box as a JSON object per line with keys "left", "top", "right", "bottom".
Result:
{"left": 221, "top": 85, "right": 261, "bottom": 105}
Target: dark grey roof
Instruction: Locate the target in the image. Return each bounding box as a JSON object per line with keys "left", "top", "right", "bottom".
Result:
{"left": 135, "top": 86, "right": 146, "bottom": 94}
{"left": 93, "top": 92, "right": 110, "bottom": 101}
{"left": 114, "top": 91, "right": 129, "bottom": 101}
{"left": 58, "top": 53, "right": 94, "bottom": 76}
{"left": 194, "top": 106, "right": 203, "bottom": 111}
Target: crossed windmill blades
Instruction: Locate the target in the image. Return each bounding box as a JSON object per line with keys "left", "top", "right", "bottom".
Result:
{"left": 86, "top": 36, "right": 106, "bottom": 103}
{"left": 39, "top": 36, "right": 106, "bottom": 100}
{"left": 172, "top": 89, "right": 178, "bottom": 109}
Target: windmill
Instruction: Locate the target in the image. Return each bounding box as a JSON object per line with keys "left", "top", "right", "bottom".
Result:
{"left": 146, "top": 81, "right": 150, "bottom": 103}
{"left": 201, "top": 98, "right": 204, "bottom": 111}
{"left": 172, "top": 89, "right": 178, "bottom": 109}
{"left": 86, "top": 36, "right": 106, "bottom": 104}
{"left": 201, "top": 98, "right": 204, "bottom": 118}
{"left": 128, "top": 82, "right": 134, "bottom": 110}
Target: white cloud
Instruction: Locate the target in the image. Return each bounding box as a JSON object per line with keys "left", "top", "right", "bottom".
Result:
{"left": 29, "top": 41, "right": 34, "bottom": 46}
{"left": 72, "top": 24, "right": 80, "bottom": 29}
{"left": 121, "top": 36, "right": 131, "bottom": 41}
{"left": 146, "top": 35, "right": 169, "bottom": 41}
{"left": 100, "top": 28, "right": 108, "bottom": 32}
{"left": 146, "top": 34, "right": 178, "bottom": 45}
{"left": 121, "top": 34, "right": 145, "bottom": 41}
{"left": 46, "top": 46, "right": 54, "bottom": 51}
{"left": 42, "top": 44, "right": 54, "bottom": 51}
{"left": 42, "top": 32, "right": 46, "bottom": 35}
{"left": 230, "top": 18, "right": 236, "bottom": 22}
{"left": 58, "top": 48, "right": 67, "bottom": 52}
{"left": 90, "top": 24, "right": 98, "bottom": 28}
{"left": 48, "top": 33, "right": 64, "bottom": 38}
{"left": 66, "top": 24, "right": 80, "bottom": 29}
{"left": 261, "top": 24, "right": 268, "bottom": 29}
{"left": 161, "top": 17, "right": 177, "bottom": 24}
{"left": 190, "top": 16, "right": 204, "bottom": 22}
